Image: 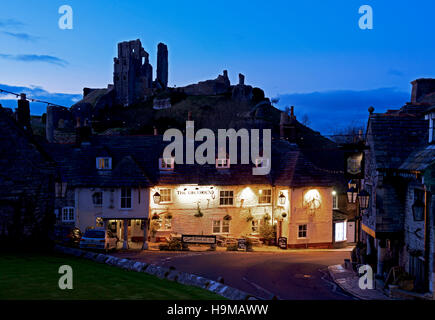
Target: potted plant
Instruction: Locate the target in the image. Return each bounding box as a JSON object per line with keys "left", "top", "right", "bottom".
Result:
{"left": 259, "top": 222, "right": 276, "bottom": 246}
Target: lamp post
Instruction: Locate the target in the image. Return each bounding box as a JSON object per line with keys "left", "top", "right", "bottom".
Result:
{"left": 346, "top": 184, "right": 370, "bottom": 243}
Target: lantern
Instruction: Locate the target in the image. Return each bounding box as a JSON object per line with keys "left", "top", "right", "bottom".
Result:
{"left": 412, "top": 199, "right": 425, "bottom": 221}
{"left": 358, "top": 189, "right": 370, "bottom": 210}
{"left": 153, "top": 191, "right": 161, "bottom": 204}
{"left": 347, "top": 186, "right": 358, "bottom": 204}
{"left": 278, "top": 192, "right": 286, "bottom": 205}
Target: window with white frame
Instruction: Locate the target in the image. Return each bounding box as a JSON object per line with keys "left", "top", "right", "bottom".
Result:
{"left": 159, "top": 188, "right": 172, "bottom": 203}
{"left": 92, "top": 191, "right": 103, "bottom": 207}
{"left": 298, "top": 224, "right": 307, "bottom": 238}
{"left": 332, "top": 193, "right": 339, "bottom": 209}
{"left": 258, "top": 189, "right": 272, "bottom": 204}
{"left": 62, "top": 207, "right": 75, "bottom": 222}
{"left": 212, "top": 220, "right": 230, "bottom": 234}
{"left": 96, "top": 157, "right": 112, "bottom": 170}
{"left": 120, "top": 188, "right": 132, "bottom": 209}
{"left": 251, "top": 219, "right": 261, "bottom": 234}
{"left": 216, "top": 157, "right": 230, "bottom": 169}
{"left": 335, "top": 222, "right": 347, "bottom": 242}
{"left": 219, "top": 190, "right": 234, "bottom": 206}
{"left": 156, "top": 216, "right": 172, "bottom": 231}
{"left": 159, "top": 157, "right": 174, "bottom": 171}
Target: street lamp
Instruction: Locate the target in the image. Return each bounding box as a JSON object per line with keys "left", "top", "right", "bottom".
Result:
{"left": 358, "top": 189, "right": 370, "bottom": 210}
{"left": 347, "top": 186, "right": 358, "bottom": 204}
{"left": 153, "top": 191, "right": 161, "bottom": 204}
{"left": 278, "top": 192, "right": 286, "bottom": 205}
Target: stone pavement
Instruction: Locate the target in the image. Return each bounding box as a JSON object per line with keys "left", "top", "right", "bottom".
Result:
{"left": 328, "top": 264, "right": 391, "bottom": 300}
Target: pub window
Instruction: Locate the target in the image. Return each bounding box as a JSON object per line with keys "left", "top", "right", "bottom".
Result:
{"left": 160, "top": 189, "right": 172, "bottom": 203}
{"left": 159, "top": 157, "right": 174, "bottom": 171}
{"left": 219, "top": 190, "right": 234, "bottom": 206}
{"left": 156, "top": 216, "right": 172, "bottom": 231}
{"left": 120, "top": 188, "right": 132, "bottom": 209}
{"left": 212, "top": 220, "right": 230, "bottom": 234}
{"left": 258, "top": 189, "right": 272, "bottom": 204}
{"left": 96, "top": 157, "right": 112, "bottom": 170}
{"left": 62, "top": 207, "right": 75, "bottom": 222}
{"left": 298, "top": 224, "right": 307, "bottom": 238}
{"left": 222, "top": 220, "right": 230, "bottom": 233}
{"left": 332, "top": 193, "right": 339, "bottom": 209}
{"left": 251, "top": 219, "right": 261, "bottom": 234}
{"left": 92, "top": 192, "right": 103, "bottom": 207}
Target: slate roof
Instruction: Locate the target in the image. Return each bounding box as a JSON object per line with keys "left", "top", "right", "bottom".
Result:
{"left": 44, "top": 135, "right": 335, "bottom": 188}
{"left": 367, "top": 112, "right": 428, "bottom": 170}
{"left": 400, "top": 144, "right": 435, "bottom": 172}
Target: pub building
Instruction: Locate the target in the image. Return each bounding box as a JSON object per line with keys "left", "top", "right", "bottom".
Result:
{"left": 48, "top": 135, "right": 336, "bottom": 249}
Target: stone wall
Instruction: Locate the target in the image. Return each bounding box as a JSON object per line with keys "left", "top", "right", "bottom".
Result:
{"left": 0, "top": 109, "right": 55, "bottom": 248}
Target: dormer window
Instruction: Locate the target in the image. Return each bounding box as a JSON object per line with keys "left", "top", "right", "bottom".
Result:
{"left": 96, "top": 157, "right": 112, "bottom": 170}
{"left": 159, "top": 157, "right": 174, "bottom": 171}
{"left": 216, "top": 157, "right": 230, "bottom": 169}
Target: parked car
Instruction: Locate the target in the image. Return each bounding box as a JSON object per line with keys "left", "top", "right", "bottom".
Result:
{"left": 54, "top": 226, "right": 82, "bottom": 247}
{"left": 79, "top": 229, "right": 118, "bottom": 251}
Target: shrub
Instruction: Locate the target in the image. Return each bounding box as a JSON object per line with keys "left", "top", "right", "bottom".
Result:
{"left": 226, "top": 244, "right": 238, "bottom": 251}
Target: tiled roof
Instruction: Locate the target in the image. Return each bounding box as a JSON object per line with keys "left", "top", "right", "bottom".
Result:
{"left": 44, "top": 136, "right": 335, "bottom": 188}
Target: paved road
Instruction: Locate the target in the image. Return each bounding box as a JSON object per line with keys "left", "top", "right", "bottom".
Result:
{"left": 115, "top": 250, "right": 356, "bottom": 300}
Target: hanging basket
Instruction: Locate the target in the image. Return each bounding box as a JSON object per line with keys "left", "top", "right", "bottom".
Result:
{"left": 246, "top": 216, "right": 254, "bottom": 222}
{"left": 151, "top": 213, "right": 160, "bottom": 220}
{"left": 223, "top": 214, "right": 232, "bottom": 221}
{"left": 281, "top": 212, "right": 287, "bottom": 218}
{"left": 166, "top": 213, "right": 173, "bottom": 220}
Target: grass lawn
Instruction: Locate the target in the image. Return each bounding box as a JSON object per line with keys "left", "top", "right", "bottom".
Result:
{"left": 0, "top": 253, "right": 224, "bottom": 300}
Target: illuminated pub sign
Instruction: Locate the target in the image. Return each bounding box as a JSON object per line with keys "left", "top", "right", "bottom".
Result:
{"left": 176, "top": 186, "right": 216, "bottom": 200}
{"left": 342, "top": 143, "right": 366, "bottom": 180}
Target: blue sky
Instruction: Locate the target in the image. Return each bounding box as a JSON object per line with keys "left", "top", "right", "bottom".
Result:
{"left": 0, "top": 0, "right": 434, "bottom": 133}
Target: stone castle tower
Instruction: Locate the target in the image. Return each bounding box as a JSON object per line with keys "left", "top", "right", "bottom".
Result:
{"left": 113, "top": 39, "right": 153, "bottom": 106}
{"left": 156, "top": 42, "right": 168, "bottom": 88}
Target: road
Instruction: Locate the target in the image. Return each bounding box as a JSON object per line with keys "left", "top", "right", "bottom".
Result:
{"left": 115, "top": 249, "right": 356, "bottom": 300}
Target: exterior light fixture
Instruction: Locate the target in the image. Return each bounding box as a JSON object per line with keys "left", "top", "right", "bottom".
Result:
{"left": 358, "top": 189, "right": 370, "bottom": 210}
{"left": 348, "top": 179, "right": 357, "bottom": 190}
{"left": 347, "top": 186, "right": 358, "bottom": 204}
{"left": 278, "top": 192, "right": 286, "bottom": 205}
{"left": 412, "top": 199, "right": 425, "bottom": 221}
{"left": 153, "top": 191, "right": 161, "bottom": 204}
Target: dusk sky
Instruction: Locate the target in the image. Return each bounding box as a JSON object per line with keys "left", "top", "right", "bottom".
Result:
{"left": 1, "top": 0, "right": 435, "bottom": 133}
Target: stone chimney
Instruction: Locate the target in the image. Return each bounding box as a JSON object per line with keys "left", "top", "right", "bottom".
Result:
{"left": 75, "top": 117, "right": 91, "bottom": 146}
{"left": 17, "top": 93, "right": 32, "bottom": 133}
{"left": 411, "top": 78, "right": 435, "bottom": 104}
{"left": 156, "top": 43, "right": 168, "bottom": 88}
{"left": 239, "top": 73, "right": 245, "bottom": 86}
